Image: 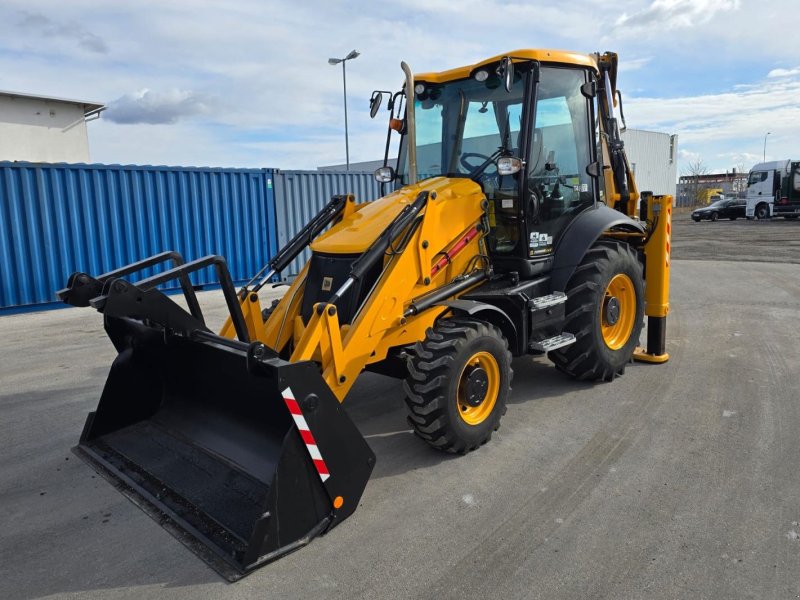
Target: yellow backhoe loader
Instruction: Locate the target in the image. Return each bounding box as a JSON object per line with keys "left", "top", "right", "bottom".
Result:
{"left": 59, "top": 49, "right": 671, "bottom": 580}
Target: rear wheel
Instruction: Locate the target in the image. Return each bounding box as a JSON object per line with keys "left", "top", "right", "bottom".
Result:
{"left": 549, "top": 240, "right": 644, "bottom": 381}
{"left": 404, "top": 319, "right": 512, "bottom": 454}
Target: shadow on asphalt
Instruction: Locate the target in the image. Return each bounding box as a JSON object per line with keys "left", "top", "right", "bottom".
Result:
{"left": 338, "top": 355, "right": 603, "bottom": 481}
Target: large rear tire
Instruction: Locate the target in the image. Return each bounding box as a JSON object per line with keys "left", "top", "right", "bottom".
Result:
{"left": 549, "top": 240, "right": 644, "bottom": 381}
{"left": 404, "top": 319, "right": 512, "bottom": 454}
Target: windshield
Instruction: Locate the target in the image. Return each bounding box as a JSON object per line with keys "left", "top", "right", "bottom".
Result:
{"left": 708, "top": 200, "right": 726, "bottom": 208}
{"left": 747, "top": 171, "right": 767, "bottom": 186}
{"left": 398, "top": 69, "right": 526, "bottom": 184}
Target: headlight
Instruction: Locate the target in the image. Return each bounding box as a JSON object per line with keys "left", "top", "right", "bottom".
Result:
{"left": 474, "top": 70, "right": 489, "bottom": 82}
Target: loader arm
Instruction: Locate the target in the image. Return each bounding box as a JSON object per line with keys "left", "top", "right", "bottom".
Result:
{"left": 596, "top": 52, "right": 639, "bottom": 217}
{"left": 263, "top": 177, "right": 490, "bottom": 401}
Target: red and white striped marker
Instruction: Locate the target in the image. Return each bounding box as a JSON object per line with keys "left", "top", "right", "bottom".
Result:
{"left": 282, "top": 387, "right": 330, "bottom": 482}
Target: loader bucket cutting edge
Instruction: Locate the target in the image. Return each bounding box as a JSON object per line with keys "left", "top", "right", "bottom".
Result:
{"left": 74, "top": 316, "right": 375, "bottom": 581}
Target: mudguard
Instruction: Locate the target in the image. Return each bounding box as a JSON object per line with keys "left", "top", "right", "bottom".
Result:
{"left": 550, "top": 204, "right": 644, "bottom": 292}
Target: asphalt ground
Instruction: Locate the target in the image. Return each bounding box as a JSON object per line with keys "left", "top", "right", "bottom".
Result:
{"left": 1, "top": 213, "right": 799, "bottom": 599}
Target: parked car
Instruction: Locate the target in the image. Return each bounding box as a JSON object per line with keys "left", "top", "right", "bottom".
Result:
{"left": 692, "top": 198, "right": 746, "bottom": 222}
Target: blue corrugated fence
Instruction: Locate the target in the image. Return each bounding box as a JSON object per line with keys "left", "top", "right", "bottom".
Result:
{"left": 0, "top": 162, "right": 381, "bottom": 312}
{"left": 272, "top": 170, "right": 381, "bottom": 279}
{"left": 0, "top": 162, "right": 279, "bottom": 311}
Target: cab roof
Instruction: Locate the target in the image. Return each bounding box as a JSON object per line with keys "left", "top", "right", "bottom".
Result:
{"left": 415, "top": 49, "right": 599, "bottom": 83}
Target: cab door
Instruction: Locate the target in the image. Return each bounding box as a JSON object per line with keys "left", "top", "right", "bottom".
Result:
{"left": 523, "top": 66, "right": 596, "bottom": 258}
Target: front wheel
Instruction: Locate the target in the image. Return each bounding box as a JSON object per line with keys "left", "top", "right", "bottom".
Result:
{"left": 755, "top": 204, "right": 770, "bottom": 220}
{"left": 549, "top": 240, "right": 644, "bottom": 381}
{"left": 404, "top": 319, "right": 512, "bottom": 454}
{"left": 710, "top": 212, "right": 719, "bottom": 221}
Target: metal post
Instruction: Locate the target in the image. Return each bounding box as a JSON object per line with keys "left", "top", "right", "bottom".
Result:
{"left": 329, "top": 50, "right": 359, "bottom": 172}
{"left": 342, "top": 60, "right": 349, "bottom": 170}
{"left": 764, "top": 132, "right": 770, "bottom": 163}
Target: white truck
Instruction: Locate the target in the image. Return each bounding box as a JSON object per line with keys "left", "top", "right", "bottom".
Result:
{"left": 745, "top": 159, "right": 800, "bottom": 220}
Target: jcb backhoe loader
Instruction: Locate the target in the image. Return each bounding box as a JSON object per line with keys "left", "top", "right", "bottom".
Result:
{"left": 60, "top": 49, "right": 671, "bottom": 580}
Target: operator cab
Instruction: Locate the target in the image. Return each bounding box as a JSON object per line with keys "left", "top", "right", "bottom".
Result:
{"left": 390, "top": 57, "right": 599, "bottom": 279}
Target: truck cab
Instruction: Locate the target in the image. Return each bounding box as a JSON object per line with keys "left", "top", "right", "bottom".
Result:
{"left": 745, "top": 159, "right": 800, "bottom": 219}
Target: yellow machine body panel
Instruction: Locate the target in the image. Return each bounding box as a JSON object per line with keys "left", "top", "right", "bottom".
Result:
{"left": 416, "top": 49, "right": 597, "bottom": 83}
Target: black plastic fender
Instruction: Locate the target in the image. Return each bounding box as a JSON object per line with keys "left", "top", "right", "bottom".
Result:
{"left": 444, "top": 299, "right": 518, "bottom": 353}
{"left": 550, "top": 204, "right": 644, "bottom": 292}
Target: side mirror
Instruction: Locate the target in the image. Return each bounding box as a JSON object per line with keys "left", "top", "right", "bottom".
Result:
{"left": 374, "top": 166, "right": 396, "bottom": 183}
{"left": 369, "top": 91, "right": 384, "bottom": 119}
{"left": 499, "top": 56, "right": 514, "bottom": 93}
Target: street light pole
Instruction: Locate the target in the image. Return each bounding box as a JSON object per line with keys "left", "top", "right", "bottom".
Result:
{"left": 763, "top": 132, "right": 771, "bottom": 163}
{"left": 328, "top": 49, "right": 360, "bottom": 171}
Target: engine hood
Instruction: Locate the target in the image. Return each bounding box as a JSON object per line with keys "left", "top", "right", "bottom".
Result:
{"left": 311, "top": 177, "right": 483, "bottom": 255}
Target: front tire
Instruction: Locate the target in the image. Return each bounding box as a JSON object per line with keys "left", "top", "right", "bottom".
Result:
{"left": 755, "top": 204, "right": 770, "bottom": 220}
{"left": 404, "top": 319, "right": 512, "bottom": 454}
{"left": 549, "top": 240, "right": 644, "bottom": 381}
{"left": 710, "top": 212, "right": 719, "bottom": 221}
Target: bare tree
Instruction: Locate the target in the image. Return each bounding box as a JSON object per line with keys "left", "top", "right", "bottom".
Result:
{"left": 733, "top": 162, "right": 748, "bottom": 195}
{"left": 682, "top": 158, "right": 710, "bottom": 207}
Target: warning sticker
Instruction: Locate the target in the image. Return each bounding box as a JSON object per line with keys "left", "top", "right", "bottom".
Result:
{"left": 529, "top": 231, "right": 553, "bottom": 256}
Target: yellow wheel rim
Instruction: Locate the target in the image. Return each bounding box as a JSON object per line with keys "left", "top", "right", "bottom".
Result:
{"left": 457, "top": 351, "right": 500, "bottom": 425}
{"left": 601, "top": 273, "right": 636, "bottom": 350}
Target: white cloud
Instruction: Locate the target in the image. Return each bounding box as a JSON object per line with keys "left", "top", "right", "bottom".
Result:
{"left": 105, "top": 89, "right": 213, "bottom": 125}
{"left": 0, "top": 0, "right": 796, "bottom": 172}
{"left": 627, "top": 74, "right": 800, "bottom": 172}
{"left": 615, "top": 0, "right": 741, "bottom": 31}
{"left": 678, "top": 149, "right": 700, "bottom": 161}
{"left": 767, "top": 67, "right": 800, "bottom": 78}
{"left": 17, "top": 10, "right": 108, "bottom": 54}
{"left": 622, "top": 56, "right": 653, "bottom": 72}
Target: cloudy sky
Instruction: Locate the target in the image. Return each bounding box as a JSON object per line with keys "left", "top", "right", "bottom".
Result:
{"left": 1, "top": 0, "right": 797, "bottom": 177}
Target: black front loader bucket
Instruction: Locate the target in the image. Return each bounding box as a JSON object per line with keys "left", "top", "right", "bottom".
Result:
{"left": 61, "top": 254, "right": 375, "bottom": 580}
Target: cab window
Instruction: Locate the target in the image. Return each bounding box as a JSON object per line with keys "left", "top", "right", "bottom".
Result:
{"left": 524, "top": 67, "right": 593, "bottom": 257}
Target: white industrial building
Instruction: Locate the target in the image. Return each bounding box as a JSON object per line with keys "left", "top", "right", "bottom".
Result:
{"left": 0, "top": 91, "right": 105, "bottom": 163}
{"left": 621, "top": 129, "right": 678, "bottom": 199}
